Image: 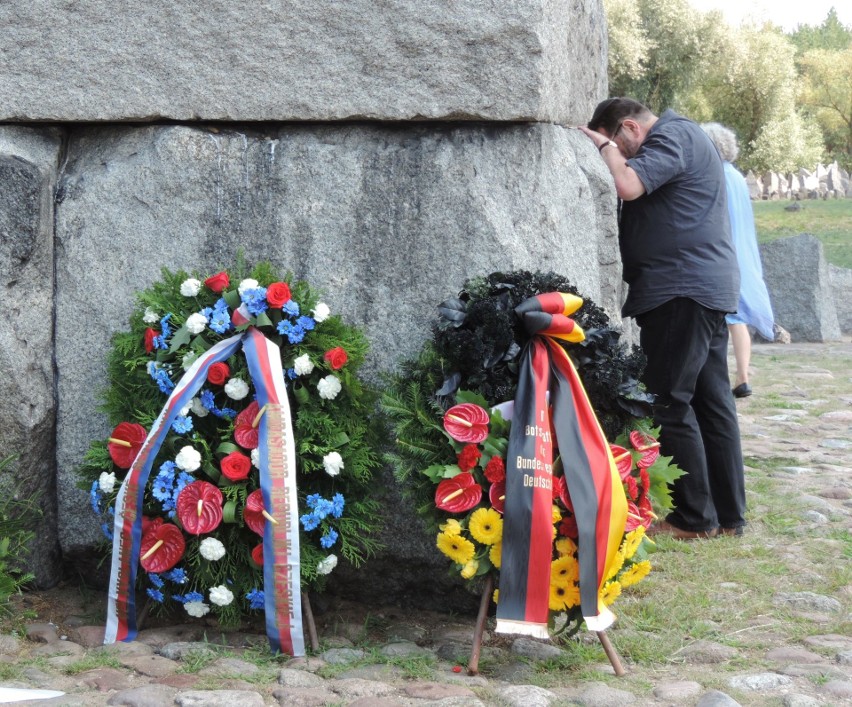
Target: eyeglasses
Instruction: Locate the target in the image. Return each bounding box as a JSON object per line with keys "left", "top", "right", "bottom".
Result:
{"left": 612, "top": 122, "right": 624, "bottom": 140}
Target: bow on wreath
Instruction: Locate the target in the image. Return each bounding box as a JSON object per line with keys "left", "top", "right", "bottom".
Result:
{"left": 104, "top": 326, "right": 305, "bottom": 656}
{"left": 495, "top": 293, "right": 627, "bottom": 638}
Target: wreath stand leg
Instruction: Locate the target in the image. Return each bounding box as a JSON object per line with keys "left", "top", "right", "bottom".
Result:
{"left": 301, "top": 592, "right": 320, "bottom": 653}
{"left": 467, "top": 574, "right": 494, "bottom": 676}
{"left": 596, "top": 630, "right": 626, "bottom": 676}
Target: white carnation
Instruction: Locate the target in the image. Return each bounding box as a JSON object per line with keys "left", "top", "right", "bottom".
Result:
{"left": 185, "top": 312, "right": 208, "bottom": 335}
{"left": 317, "top": 375, "right": 342, "bottom": 400}
{"left": 98, "top": 472, "right": 116, "bottom": 494}
{"left": 238, "top": 278, "right": 259, "bottom": 295}
{"left": 180, "top": 278, "right": 202, "bottom": 297}
{"left": 293, "top": 354, "right": 314, "bottom": 376}
{"left": 182, "top": 351, "right": 198, "bottom": 371}
{"left": 312, "top": 302, "right": 330, "bottom": 323}
{"left": 323, "top": 451, "right": 344, "bottom": 477}
{"left": 143, "top": 307, "right": 159, "bottom": 324}
{"left": 175, "top": 445, "right": 201, "bottom": 472}
{"left": 190, "top": 397, "right": 209, "bottom": 418}
{"left": 178, "top": 403, "right": 191, "bottom": 417}
{"left": 199, "top": 537, "right": 226, "bottom": 561}
{"left": 209, "top": 585, "right": 234, "bottom": 606}
{"left": 224, "top": 378, "right": 249, "bottom": 400}
{"left": 317, "top": 554, "right": 338, "bottom": 575}
{"left": 251, "top": 447, "right": 260, "bottom": 468}
{"left": 185, "top": 601, "right": 210, "bottom": 618}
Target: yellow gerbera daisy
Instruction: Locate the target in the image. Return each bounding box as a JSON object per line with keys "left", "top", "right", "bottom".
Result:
{"left": 492, "top": 589, "right": 499, "bottom": 604}
{"left": 555, "top": 537, "right": 577, "bottom": 557}
{"left": 489, "top": 542, "right": 502, "bottom": 569}
{"left": 436, "top": 531, "right": 475, "bottom": 565}
{"left": 549, "top": 581, "right": 580, "bottom": 611}
{"left": 619, "top": 560, "right": 651, "bottom": 588}
{"left": 600, "top": 581, "right": 622, "bottom": 606}
{"left": 468, "top": 507, "right": 503, "bottom": 545}
{"left": 440, "top": 518, "right": 463, "bottom": 536}
{"left": 551, "top": 555, "right": 579, "bottom": 584}
{"left": 605, "top": 550, "right": 626, "bottom": 581}
{"left": 551, "top": 505, "right": 562, "bottom": 524}
{"left": 620, "top": 525, "right": 646, "bottom": 559}
{"left": 461, "top": 559, "right": 479, "bottom": 579}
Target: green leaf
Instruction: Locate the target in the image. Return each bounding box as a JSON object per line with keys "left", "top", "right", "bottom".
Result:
{"left": 168, "top": 326, "right": 192, "bottom": 352}
{"left": 455, "top": 390, "right": 490, "bottom": 408}
{"left": 223, "top": 289, "right": 241, "bottom": 310}
{"left": 255, "top": 312, "right": 273, "bottom": 328}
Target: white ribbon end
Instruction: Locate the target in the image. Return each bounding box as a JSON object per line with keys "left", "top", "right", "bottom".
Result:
{"left": 495, "top": 618, "right": 550, "bottom": 640}
{"left": 584, "top": 607, "right": 616, "bottom": 632}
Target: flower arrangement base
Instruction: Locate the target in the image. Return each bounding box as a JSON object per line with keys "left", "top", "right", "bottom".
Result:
{"left": 465, "top": 579, "right": 626, "bottom": 678}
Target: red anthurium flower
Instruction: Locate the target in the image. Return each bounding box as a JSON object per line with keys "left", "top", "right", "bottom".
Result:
{"left": 107, "top": 422, "right": 148, "bottom": 469}
{"left": 609, "top": 444, "right": 634, "bottom": 481}
{"left": 144, "top": 328, "right": 158, "bottom": 353}
{"left": 457, "top": 444, "right": 482, "bottom": 472}
{"left": 639, "top": 467, "right": 651, "bottom": 494}
{"left": 638, "top": 495, "right": 655, "bottom": 528}
{"left": 204, "top": 271, "right": 230, "bottom": 293}
{"left": 483, "top": 455, "right": 505, "bottom": 483}
{"left": 266, "top": 282, "right": 292, "bottom": 307}
{"left": 443, "top": 404, "right": 489, "bottom": 444}
{"left": 556, "top": 475, "right": 574, "bottom": 513}
{"left": 323, "top": 347, "right": 348, "bottom": 370}
{"left": 625, "top": 475, "right": 639, "bottom": 501}
{"left": 139, "top": 522, "right": 185, "bottom": 573}
{"left": 234, "top": 401, "right": 261, "bottom": 450}
{"left": 435, "top": 473, "right": 482, "bottom": 513}
{"left": 244, "top": 489, "right": 270, "bottom": 536}
{"left": 629, "top": 430, "right": 660, "bottom": 468}
{"left": 207, "top": 362, "right": 230, "bottom": 386}
{"left": 558, "top": 514, "right": 578, "bottom": 540}
{"left": 220, "top": 451, "right": 252, "bottom": 481}
{"left": 624, "top": 501, "right": 643, "bottom": 533}
{"left": 176, "top": 481, "right": 223, "bottom": 535}
{"left": 141, "top": 516, "right": 163, "bottom": 537}
{"left": 251, "top": 542, "right": 264, "bottom": 566}
{"left": 489, "top": 479, "right": 506, "bottom": 514}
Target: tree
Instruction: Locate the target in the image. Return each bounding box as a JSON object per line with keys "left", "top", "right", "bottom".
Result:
{"left": 747, "top": 112, "right": 825, "bottom": 173}
{"left": 603, "top": 0, "right": 649, "bottom": 90}
{"left": 789, "top": 8, "right": 851, "bottom": 54}
{"left": 798, "top": 46, "right": 852, "bottom": 166}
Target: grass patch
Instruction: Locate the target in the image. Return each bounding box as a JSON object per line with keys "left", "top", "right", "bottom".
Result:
{"left": 754, "top": 199, "right": 852, "bottom": 268}
{"left": 62, "top": 651, "right": 124, "bottom": 675}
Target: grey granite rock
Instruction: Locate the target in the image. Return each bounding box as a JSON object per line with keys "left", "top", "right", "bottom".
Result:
{"left": 728, "top": 672, "right": 794, "bottom": 690}
{"left": 509, "top": 637, "right": 565, "bottom": 661}
{"left": 0, "top": 0, "right": 605, "bottom": 125}
{"left": 175, "top": 690, "right": 265, "bottom": 707}
{"left": 696, "top": 690, "right": 743, "bottom": 707}
{"left": 0, "top": 126, "right": 64, "bottom": 588}
{"left": 774, "top": 591, "right": 842, "bottom": 613}
{"left": 107, "top": 684, "right": 178, "bottom": 707}
{"left": 498, "top": 684, "right": 558, "bottom": 706}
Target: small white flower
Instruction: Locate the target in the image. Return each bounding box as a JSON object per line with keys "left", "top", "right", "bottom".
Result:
{"left": 185, "top": 312, "right": 208, "bottom": 335}
{"left": 143, "top": 307, "right": 159, "bottom": 324}
{"left": 199, "top": 537, "right": 226, "bottom": 561}
{"left": 175, "top": 445, "right": 201, "bottom": 472}
{"left": 209, "top": 585, "right": 234, "bottom": 606}
{"left": 178, "top": 403, "right": 191, "bottom": 417}
{"left": 317, "top": 375, "right": 342, "bottom": 400}
{"left": 312, "top": 302, "right": 330, "bottom": 323}
{"left": 317, "top": 554, "right": 338, "bottom": 575}
{"left": 180, "top": 278, "right": 202, "bottom": 297}
{"left": 251, "top": 447, "right": 260, "bottom": 468}
{"left": 190, "top": 397, "right": 209, "bottom": 418}
{"left": 238, "top": 278, "right": 259, "bottom": 295}
{"left": 185, "top": 601, "right": 210, "bottom": 618}
{"left": 182, "top": 351, "right": 198, "bottom": 371}
{"left": 293, "top": 354, "right": 314, "bottom": 376}
{"left": 98, "top": 472, "right": 116, "bottom": 494}
{"left": 323, "top": 451, "right": 344, "bottom": 477}
{"left": 224, "top": 378, "right": 249, "bottom": 400}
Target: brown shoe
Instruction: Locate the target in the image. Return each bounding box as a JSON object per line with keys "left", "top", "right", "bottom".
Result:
{"left": 719, "top": 526, "right": 744, "bottom": 537}
{"left": 647, "top": 520, "right": 719, "bottom": 540}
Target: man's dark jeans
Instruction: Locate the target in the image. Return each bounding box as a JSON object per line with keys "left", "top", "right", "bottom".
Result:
{"left": 636, "top": 298, "right": 746, "bottom": 532}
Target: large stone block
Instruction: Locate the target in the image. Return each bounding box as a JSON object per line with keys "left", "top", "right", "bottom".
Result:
{"left": 0, "top": 126, "right": 63, "bottom": 587}
{"left": 829, "top": 264, "right": 852, "bottom": 336}
{"left": 760, "top": 235, "right": 841, "bottom": 343}
{"left": 1, "top": 0, "right": 606, "bottom": 125}
{"left": 54, "top": 124, "right": 618, "bottom": 600}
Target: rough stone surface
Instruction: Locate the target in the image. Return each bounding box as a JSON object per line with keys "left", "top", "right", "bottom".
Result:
{"left": 107, "top": 684, "right": 178, "bottom": 706}
{"left": 510, "top": 637, "right": 565, "bottom": 660}
{"left": 728, "top": 672, "right": 794, "bottom": 690}
{"left": 774, "top": 591, "right": 843, "bottom": 614}
{"left": 829, "top": 264, "right": 852, "bottom": 334}
{"left": 52, "top": 123, "right": 619, "bottom": 603}
{"left": 652, "top": 680, "right": 703, "bottom": 700}
{"left": 678, "top": 640, "right": 738, "bottom": 663}
{"left": 499, "top": 684, "right": 558, "bottom": 706}
{"left": 695, "top": 690, "right": 743, "bottom": 706}
{"left": 760, "top": 235, "right": 841, "bottom": 342}
{"left": 0, "top": 1, "right": 606, "bottom": 124}
{"left": 0, "top": 125, "right": 63, "bottom": 588}
{"left": 175, "top": 690, "right": 265, "bottom": 707}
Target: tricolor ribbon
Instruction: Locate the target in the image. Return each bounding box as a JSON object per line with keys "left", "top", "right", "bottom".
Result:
{"left": 495, "top": 293, "right": 628, "bottom": 637}
{"left": 104, "top": 327, "right": 304, "bottom": 656}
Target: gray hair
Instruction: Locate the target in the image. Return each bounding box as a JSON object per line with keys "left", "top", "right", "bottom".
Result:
{"left": 700, "top": 122, "right": 739, "bottom": 162}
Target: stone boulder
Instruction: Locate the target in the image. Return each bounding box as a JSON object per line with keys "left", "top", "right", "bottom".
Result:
{"left": 0, "top": 0, "right": 606, "bottom": 125}
{"left": 760, "top": 235, "right": 841, "bottom": 342}
{"left": 0, "top": 126, "right": 63, "bottom": 587}
{"left": 828, "top": 264, "right": 852, "bottom": 335}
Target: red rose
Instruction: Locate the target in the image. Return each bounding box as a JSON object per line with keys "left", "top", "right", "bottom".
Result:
{"left": 251, "top": 543, "right": 264, "bottom": 566}
{"left": 324, "top": 347, "right": 348, "bottom": 370}
{"left": 457, "top": 444, "right": 482, "bottom": 472}
{"left": 204, "top": 271, "right": 230, "bottom": 293}
{"left": 483, "top": 456, "right": 505, "bottom": 483}
{"left": 220, "top": 451, "right": 252, "bottom": 481}
{"left": 207, "top": 362, "right": 230, "bottom": 386}
{"left": 266, "top": 282, "right": 292, "bottom": 307}
{"left": 144, "top": 328, "right": 158, "bottom": 354}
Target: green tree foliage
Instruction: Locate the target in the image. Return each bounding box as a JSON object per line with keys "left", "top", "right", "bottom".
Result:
{"left": 798, "top": 46, "right": 852, "bottom": 167}
{"left": 747, "top": 111, "right": 825, "bottom": 173}
{"left": 789, "top": 8, "right": 852, "bottom": 54}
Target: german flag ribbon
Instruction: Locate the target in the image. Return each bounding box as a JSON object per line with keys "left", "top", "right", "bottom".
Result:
{"left": 495, "top": 293, "right": 627, "bottom": 637}
{"left": 104, "top": 327, "right": 304, "bottom": 656}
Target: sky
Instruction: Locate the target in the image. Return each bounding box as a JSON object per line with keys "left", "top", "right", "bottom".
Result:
{"left": 686, "top": 0, "right": 850, "bottom": 32}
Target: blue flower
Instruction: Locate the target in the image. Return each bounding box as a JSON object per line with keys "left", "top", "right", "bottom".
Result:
{"left": 282, "top": 300, "right": 300, "bottom": 317}
{"left": 246, "top": 588, "right": 265, "bottom": 610}
{"left": 218, "top": 407, "right": 236, "bottom": 419}
{"left": 175, "top": 472, "right": 195, "bottom": 493}
{"left": 331, "top": 493, "right": 345, "bottom": 519}
{"left": 306, "top": 494, "right": 321, "bottom": 509}
{"left": 286, "top": 325, "right": 306, "bottom": 345}
{"left": 163, "top": 567, "right": 188, "bottom": 584}
{"left": 171, "top": 415, "right": 193, "bottom": 434}
{"left": 297, "top": 315, "right": 315, "bottom": 332}
{"left": 320, "top": 529, "right": 339, "bottom": 548}
{"left": 152, "top": 478, "right": 172, "bottom": 502}
{"left": 148, "top": 573, "right": 164, "bottom": 588}
{"left": 276, "top": 320, "right": 293, "bottom": 336}
{"left": 100, "top": 522, "right": 113, "bottom": 541}
{"left": 89, "top": 480, "right": 102, "bottom": 515}
{"left": 313, "top": 498, "right": 333, "bottom": 520}
{"left": 209, "top": 301, "right": 232, "bottom": 334}
{"left": 160, "top": 313, "right": 173, "bottom": 339}
{"left": 285, "top": 368, "right": 297, "bottom": 380}
{"left": 241, "top": 287, "right": 269, "bottom": 317}
{"left": 300, "top": 513, "right": 320, "bottom": 532}
{"left": 199, "top": 389, "right": 216, "bottom": 410}
{"left": 174, "top": 591, "right": 204, "bottom": 604}
{"left": 146, "top": 588, "right": 164, "bottom": 603}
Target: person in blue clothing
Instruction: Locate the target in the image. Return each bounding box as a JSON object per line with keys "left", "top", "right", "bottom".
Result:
{"left": 701, "top": 122, "right": 775, "bottom": 399}
{"left": 579, "top": 98, "right": 746, "bottom": 539}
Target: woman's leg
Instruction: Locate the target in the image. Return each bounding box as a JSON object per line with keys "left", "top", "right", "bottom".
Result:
{"left": 728, "top": 323, "right": 751, "bottom": 387}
